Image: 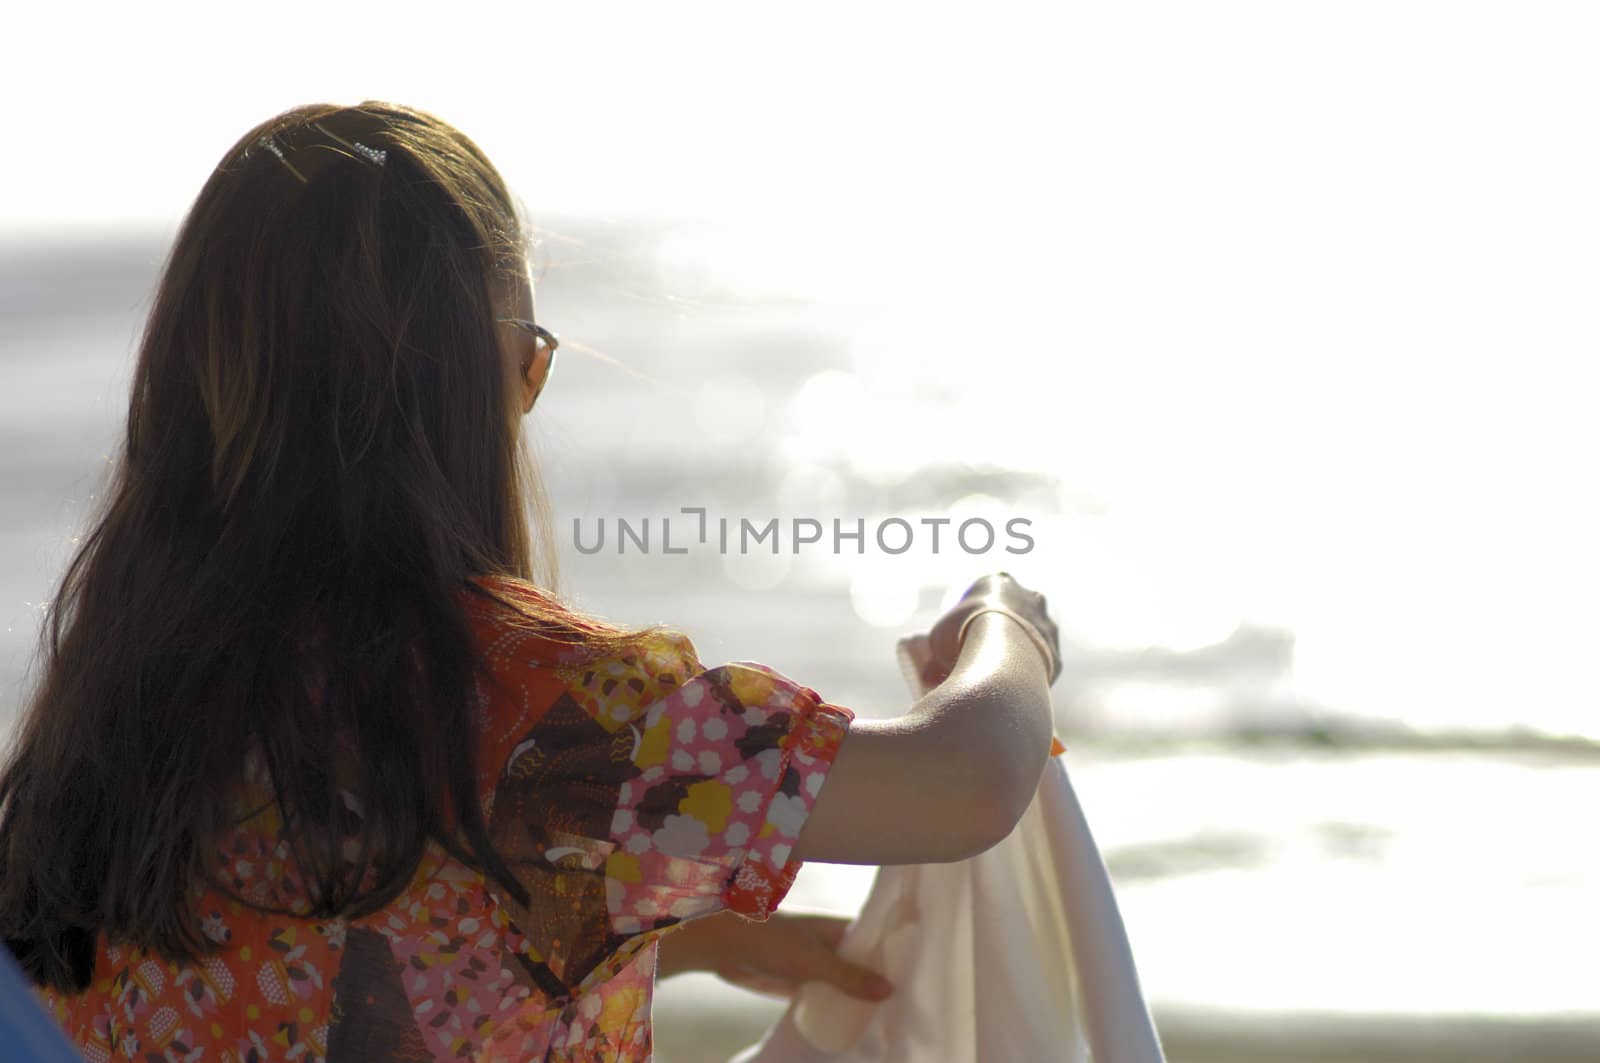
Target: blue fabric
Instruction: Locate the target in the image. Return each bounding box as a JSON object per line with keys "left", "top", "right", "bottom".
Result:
{"left": 0, "top": 945, "right": 83, "bottom": 1061}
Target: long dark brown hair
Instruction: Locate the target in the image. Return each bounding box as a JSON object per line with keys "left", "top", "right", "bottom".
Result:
{"left": 0, "top": 101, "right": 661, "bottom": 992}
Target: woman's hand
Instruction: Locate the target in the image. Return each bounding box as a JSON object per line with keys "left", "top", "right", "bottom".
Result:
{"left": 922, "top": 572, "right": 1061, "bottom": 687}
{"left": 656, "top": 908, "right": 894, "bottom": 1002}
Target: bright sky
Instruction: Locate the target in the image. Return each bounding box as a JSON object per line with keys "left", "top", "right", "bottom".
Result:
{"left": 5, "top": 2, "right": 1598, "bottom": 737}
{"left": 4, "top": 1, "right": 1073, "bottom": 233}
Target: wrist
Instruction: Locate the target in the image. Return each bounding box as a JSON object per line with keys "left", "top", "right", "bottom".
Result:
{"left": 956, "top": 606, "right": 1058, "bottom": 682}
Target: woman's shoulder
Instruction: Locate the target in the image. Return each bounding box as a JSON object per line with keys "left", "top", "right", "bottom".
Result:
{"left": 459, "top": 574, "right": 849, "bottom": 741}
{"left": 461, "top": 574, "right": 698, "bottom": 668}
{"left": 459, "top": 574, "right": 704, "bottom": 743}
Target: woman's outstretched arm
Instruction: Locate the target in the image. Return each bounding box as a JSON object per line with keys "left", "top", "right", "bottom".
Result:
{"left": 789, "top": 607, "right": 1055, "bottom": 867}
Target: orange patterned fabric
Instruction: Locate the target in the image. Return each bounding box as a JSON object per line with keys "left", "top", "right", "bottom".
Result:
{"left": 34, "top": 575, "right": 855, "bottom": 1061}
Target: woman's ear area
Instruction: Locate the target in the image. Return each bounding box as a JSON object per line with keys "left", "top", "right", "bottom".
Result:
{"left": 493, "top": 269, "right": 540, "bottom": 416}
{"left": 505, "top": 326, "right": 538, "bottom": 416}
{"left": 518, "top": 353, "right": 538, "bottom": 415}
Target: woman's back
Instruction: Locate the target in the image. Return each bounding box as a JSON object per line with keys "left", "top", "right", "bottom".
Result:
{"left": 34, "top": 575, "right": 854, "bottom": 1061}
{"left": 3, "top": 100, "right": 1062, "bottom": 1062}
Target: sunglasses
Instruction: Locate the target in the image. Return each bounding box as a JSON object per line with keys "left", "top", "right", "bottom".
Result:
{"left": 496, "top": 318, "right": 560, "bottom": 405}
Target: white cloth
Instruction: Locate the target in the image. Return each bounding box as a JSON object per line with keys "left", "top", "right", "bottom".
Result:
{"left": 731, "top": 636, "right": 1166, "bottom": 1063}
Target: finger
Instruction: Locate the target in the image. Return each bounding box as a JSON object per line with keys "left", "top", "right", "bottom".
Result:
{"left": 805, "top": 914, "right": 853, "bottom": 949}
{"left": 964, "top": 573, "right": 997, "bottom": 599}
{"left": 756, "top": 920, "right": 893, "bottom": 1001}
{"left": 717, "top": 961, "right": 800, "bottom": 1000}
{"left": 756, "top": 917, "right": 879, "bottom": 988}
{"left": 715, "top": 956, "right": 786, "bottom": 986}
{"left": 821, "top": 954, "right": 894, "bottom": 1001}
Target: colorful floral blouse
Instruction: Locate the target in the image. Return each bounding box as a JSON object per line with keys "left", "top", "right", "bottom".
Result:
{"left": 34, "top": 575, "right": 856, "bottom": 1061}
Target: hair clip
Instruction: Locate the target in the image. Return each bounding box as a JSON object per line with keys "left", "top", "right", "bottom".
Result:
{"left": 351, "top": 141, "right": 388, "bottom": 166}
{"left": 257, "top": 133, "right": 309, "bottom": 184}
{"left": 312, "top": 120, "right": 388, "bottom": 167}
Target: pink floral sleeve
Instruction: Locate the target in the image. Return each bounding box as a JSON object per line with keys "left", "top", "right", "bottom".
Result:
{"left": 481, "top": 629, "right": 854, "bottom": 999}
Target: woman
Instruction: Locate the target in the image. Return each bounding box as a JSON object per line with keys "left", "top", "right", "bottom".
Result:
{"left": 0, "top": 101, "right": 1061, "bottom": 1061}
